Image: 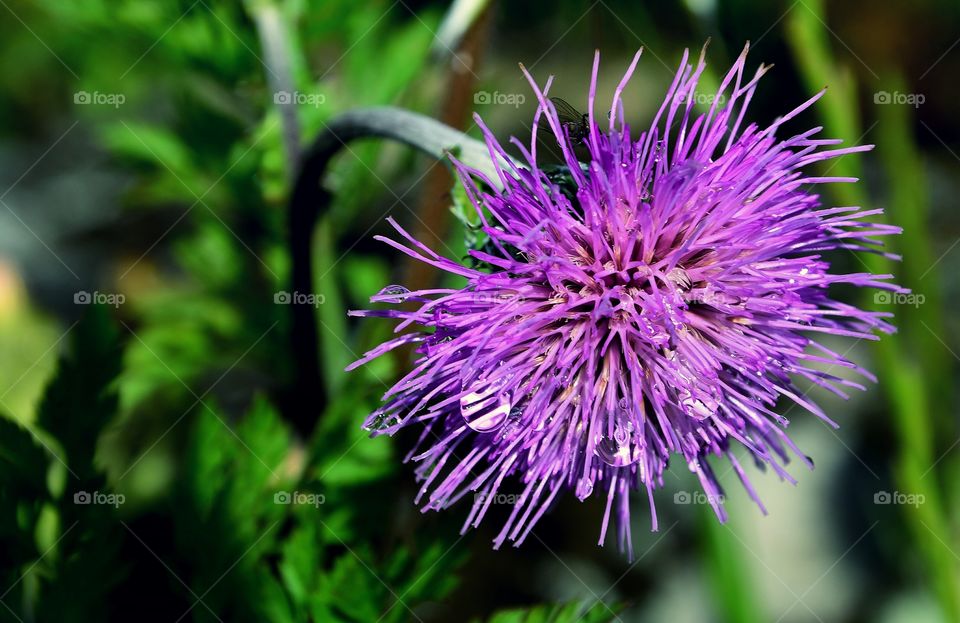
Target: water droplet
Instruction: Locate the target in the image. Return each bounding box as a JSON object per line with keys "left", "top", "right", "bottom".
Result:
{"left": 595, "top": 423, "right": 641, "bottom": 467}
{"left": 683, "top": 398, "right": 712, "bottom": 419}
{"left": 679, "top": 389, "right": 718, "bottom": 421}
{"left": 364, "top": 410, "right": 400, "bottom": 432}
{"left": 576, "top": 478, "right": 594, "bottom": 499}
{"left": 666, "top": 267, "right": 692, "bottom": 290}
{"left": 375, "top": 284, "right": 411, "bottom": 303}
{"left": 460, "top": 380, "right": 511, "bottom": 432}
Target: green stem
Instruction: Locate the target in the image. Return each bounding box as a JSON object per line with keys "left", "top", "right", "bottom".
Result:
{"left": 285, "top": 106, "right": 507, "bottom": 437}
{"left": 250, "top": 0, "right": 302, "bottom": 176}
{"left": 692, "top": 57, "right": 758, "bottom": 623}
{"left": 786, "top": 2, "right": 960, "bottom": 619}
{"left": 701, "top": 507, "right": 762, "bottom": 623}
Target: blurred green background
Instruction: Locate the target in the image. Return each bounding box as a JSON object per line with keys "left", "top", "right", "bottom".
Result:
{"left": 1, "top": 0, "right": 958, "bottom": 621}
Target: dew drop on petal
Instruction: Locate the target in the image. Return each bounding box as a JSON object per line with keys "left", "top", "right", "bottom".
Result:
{"left": 681, "top": 397, "right": 714, "bottom": 420}
{"left": 460, "top": 381, "right": 512, "bottom": 432}
{"left": 678, "top": 388, "right": 719, "bottom": 421}
{"left": 376, "top": 284, "right": 411, "bottom": 303}
{"left": 363, "top": 409, "right": 400, "bottom": 432}
{"left": 576, "top": 478, "right": 594, "bottom": 499}
{"left": 596, "top": 423, "right": 641, "bottom": 467}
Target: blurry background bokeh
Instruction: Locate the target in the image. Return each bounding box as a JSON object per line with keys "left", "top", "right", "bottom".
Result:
{"left": 1, "top": 0, "right": 958, "bottom": 621}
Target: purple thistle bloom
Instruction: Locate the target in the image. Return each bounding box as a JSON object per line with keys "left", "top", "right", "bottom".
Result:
{"left": 347, "top": 44, "right": 900, "bottom": 556}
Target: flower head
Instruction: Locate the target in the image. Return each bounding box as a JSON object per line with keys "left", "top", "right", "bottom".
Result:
{"left": 347, "top": 44, "right": 899, "bottom": 556}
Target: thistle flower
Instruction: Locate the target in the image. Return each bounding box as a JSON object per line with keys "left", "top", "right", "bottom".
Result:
{"left": 347, "top": 44, "right": 899, "bottom": 556}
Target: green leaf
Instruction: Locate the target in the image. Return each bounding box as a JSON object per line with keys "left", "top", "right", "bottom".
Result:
{"left": 27, "top": 307, "right": 126, "bottom": 622}
{"left": 482, "top": 600, "right": 621, "bottom": 623}
{"left": 0, "top": 415, "right": 48, "bottom": 598}
{"left": 279, "top": 520, "right": 321, "bottom": 608}
{"left": 36, "top": 304, "right": 122, "bottom": 482}
{"left": 309, "top": 388, "right": 393, "bottom": 487}
{"left": 100, "top": 122, "right": 194, "bottom": 178}
{"left": 321, "top": 548, "right": 386, "bottom": 622}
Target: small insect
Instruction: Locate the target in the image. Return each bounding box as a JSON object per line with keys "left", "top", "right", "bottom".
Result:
{"left": 549, "top": 97, "right": 589, "bottom": 144}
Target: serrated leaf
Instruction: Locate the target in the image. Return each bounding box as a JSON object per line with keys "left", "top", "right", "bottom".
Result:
{"left": 309, "top": 388, "right": 394, "bottom": 487}
{"left": 100, "top": 122, "right": 194, "bottom": 178}
{"left": 0, "top": 414, "right": 48, "bottom": 594}
{"left": 36, "top": 305, "right": 122, "bottom": 482}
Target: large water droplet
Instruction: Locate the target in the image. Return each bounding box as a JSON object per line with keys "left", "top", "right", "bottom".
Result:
{"left": 460, "top": 381, "right": 511, "bottom": 432}
{"left": 666, "top": 267, "right": 692, "bottom": 290}
{"left": 595, "top": 422, "right": 641, "bottom": 467}
{"left": 576, "top": 478, "right": 594, "bottom": 499}
{"left": 679, "top": 390, "right": 719, "bottom": 421}
{"left": 375, "top": 284, "right": 411, "bottom": 303}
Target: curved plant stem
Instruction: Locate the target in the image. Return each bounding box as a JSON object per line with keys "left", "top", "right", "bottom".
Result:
{"left": 251, "top": 1, "right": 302, "bottom": 174}
{"left": 286, "top": 106, "right": 506, "bottom": 437}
